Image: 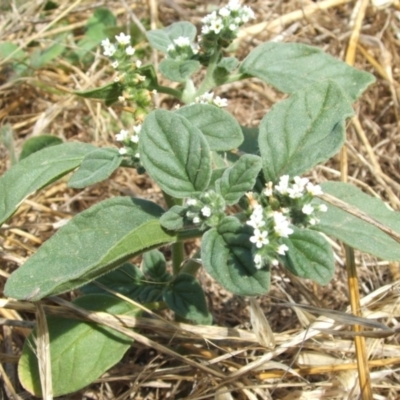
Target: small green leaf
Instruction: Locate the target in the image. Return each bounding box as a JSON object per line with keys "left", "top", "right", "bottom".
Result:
{"left": 19, "top": 294, "right": 139, "bottom": 397}
{"left": 80, "top": 263, "right": 143, "bottom": 297}
{"left": 160, "top": 205, "right": 186, "bottom": 231}
{"left": 281, "top": 227, "right": 335, "bottom": 285}
{"left": 201, "top": 217, "right": 271, "bottom": 296}
{"left": 74, "top": 82, "right": 123, "bottom": 106}
{"left": 313, "top": 182, "right": 400, "bottom": 261}
{"left": 19, "top": 135, "right": 63, "bottom": 160}
{"left": 4, "top": 197, "right": 176, "bottom": 300}
{"left": 142, "top": 249, "right": 170, "bottom": 282}
{"left": 239, "top": 126, "right": 259, "bottom": 156}
{"left": 259, "top": 80, "right": 354, "bottom": 182}
{"left": 217, "top": 57, "right": 239, "bottom": 73}
{"left": 0, "top": 142, "right": 95, "bottom": 226}
{"left": 68, "top": 147, "right": 122, "bottom": 188}
{"left": 163, "top": 273, "right": 212, "bottom": 324}
{"left": 175, "top": 104, "right": 243, "bottom": 151}
{"left": 159, "top": 59, "right": 201, "bottom": 82}
{"left": 139, "top": 109, "right": 212, "bottom": 198}
{"left": 216, "top": 154, "right": 262, "bottom": 205}
{"left": 146, "top": 22, "right": 197, "bottom": 53}
{"left": 240, "top": 42, "right": 375, "bottom": 101}
{"left": 30, "top": 33, "right": 68, "bottom": 69}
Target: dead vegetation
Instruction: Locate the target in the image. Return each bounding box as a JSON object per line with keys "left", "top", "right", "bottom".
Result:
{"left": 1, "top": 0, "right": 400, "bottom": 399}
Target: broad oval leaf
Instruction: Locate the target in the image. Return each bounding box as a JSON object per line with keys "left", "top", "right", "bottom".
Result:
{"left": 239, "top": 42, "right": 375, "bottom": 101}
{"left": 4, "top": 197, "right": 176, "bottom": 300}
{"left": 163, "top": 273, "right": 212, "bottom": 325}
{"left": 216, "top": 154, "right": 262, "bottom": 205}
{"left": 201, "top": 217, "right": 270, "bottom": 296}
{"left": 159, "top": 205, "right": 186, "bottom": 231}
{"left": 281, "top": 227, "right": 335, "bottom": 285}
{"left": 68, "top": 147, "right": 122, "bottom": 188}
{"left": 142, "top": 249, "right": 170, "bottom": 282}
{"left": 19, "top": 294, "right": 140, "bottom": 397}
{"left": 19, "top": 135, "right": 63, "bottom": 160}
{"left": 0, "top": 142, "right": 95, "bottom": 226}
{"left": 176, "top": 104, "right": 243, "bottom": 151}
{"left": 159, "top": 59, "right": 201, "bottom": 82}
{"left": 259, "top": 80, "right": 354, "bottom": 182}
{"left": 139, "top": 109, "right": 211, "bottom": 198}
{"left": 313, "top": 182, "right": 400, "bottom": 261}
{"left": 146, "top": 21, "right": 197, "bottom": 53}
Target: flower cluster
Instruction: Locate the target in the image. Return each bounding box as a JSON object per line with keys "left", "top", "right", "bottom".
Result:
{"left": 115, "top": 123, "right": 142, "bottom": 166}
{"left": 200, "top": 0, "right": 255, "bottom": 51}
{"left": 101, "top": 33, "right": 153, "bottom": 117}
{"left": 246, "top": 175, "right": 327, "bottom": 269}
{"left": 185, "top": 190, "right": 226, "bottom": 229}
{"left": 167, "top": 36, "right": 199, "bottom": 61}
{"left": 193, "top": 92, "right": 228, "bottom": 107}
{"left": 266, "top": 175, "right": 327, "bottom": 226}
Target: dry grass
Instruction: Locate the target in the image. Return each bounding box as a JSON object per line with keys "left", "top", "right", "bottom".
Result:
{"left": 1, "top": 0, "right": 400, "bottom": 399}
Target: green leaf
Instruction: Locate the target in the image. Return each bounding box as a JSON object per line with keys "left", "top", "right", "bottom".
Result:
{"left": 74, "top": 82, "right": 123, "bottom": 106}
{"left": 216, "top": 154, "right": 262, "bottom": 205}
{"left": 80, "top": 263, "right": 143, "bottom": 297}
{"left": 139, "top": 109, "right": 211, "bottom": 198}
{"left": 19, "top": 135, "right": 63, "bottom": 160}
{"left": 68, "top": 147, "right": 122, "bottom": 188}
{"left": 30, "top": 33, "right": 68, "bottom": 69}
{"left": 0, "top": 142, "right": 95, "bottom": 226}
{"left": 146, "top": 22, "right": 197, "bottom": 53}
{"left": 239, "top": 126, "right": 259, "bottom": 156}
{"left": 142, "top": 249, "right": 170, "bottom": 282}
{"left": 313, "top": 182, "right": 400, "bottom": 261}
{"left": 4, "top": 197, "right": 176, "bottom": 300}
{"left": 163, "top": 273, "right": 212, "bottom": 324}
{"left": 0, "top": 42, "right": 28, "bottom": 76}
{"left": 19, "top": 294, "right": 139, "bottom": 397}
{"left": 159, "top": 59, "right": 201, "bottom": 82}
{"left": 214, "top": 57, "right": 239, "bottom": 84}
{"left": 175, "top": 104, "right": 243, "bottom": 151}
{"left": 201, "top": 217, "right": 271, "bottom": 296}
{"left": 259, "top": 80, "right": 354, "bottom": 182}
{"left": 281, "top": 227, "right": 335, "bottom": 285}
{"left": 240, "top": 42, "right": 375, "bottom": 101}
{"left": 159, "top": 205, "right": 186, "bottom": 231}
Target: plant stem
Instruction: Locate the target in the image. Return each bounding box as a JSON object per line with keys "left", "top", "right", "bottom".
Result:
{"left": 154, "top": 84, "right": 182, "bottom": 100}
{"left": 194, "top": 49, "right": 222, "bottom": 99}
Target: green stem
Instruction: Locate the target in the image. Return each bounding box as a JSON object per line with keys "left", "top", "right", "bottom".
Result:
{"left": 194, "top": 49, "right": 222, "bottom": 99}
{"left": 154, "top": 84, "right": 182, "bottom": 100}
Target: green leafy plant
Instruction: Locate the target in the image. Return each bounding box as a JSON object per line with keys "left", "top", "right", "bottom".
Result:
{"left": 2, "top": 0, "right": 400, "bottom": 397}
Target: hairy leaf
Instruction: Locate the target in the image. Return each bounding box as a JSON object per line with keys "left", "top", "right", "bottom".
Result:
{"left": 19, "top": 294, "right": 139, "bottom": 397}
{"left": 313, "top": 182, "right": 400, "bottom": 260}
{"left": 176, "top": 104, "right": 243, "bottom": 151}
{"left": 201, "top": 217, "right": 270, "bottom": 296}
{"left": 259, "top": 80, "right": 353, "bottom": 182}
{"left": 139, "top": 109, "right": 211, "bottom": 198}
{"left": 19, "top": 135, "right": 63, "bottom": 160}
{"left": 68, "top": 147, "right": 122, "bottom": 188}
{"left": 159, "top": 59, "right": 201, "bottom": 82}
{"left": 0, "top": 142, "right": 95, "bottom": 226}
{"left": 4, "top": 197, "right": 175, "bottom": 300}
{"left": 240, "top": 42, "right": 375, "bottom": 101}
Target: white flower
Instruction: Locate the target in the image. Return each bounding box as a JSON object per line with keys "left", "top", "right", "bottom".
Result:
{"left": 119, "top": 147, "right": 127, "bottom": 155}
{"left": 213, "top": 96, "right": 228, "bottom": 107}
{"left": 193, "top": 216, "right": 200, "bottom": 224}
{"left": 210, "top": 18, "right": 224, "bottom": 34}
{"left": 273, "top": 211, "right": 293, "bottom": 238}
{"left": 264, "top": 182, "right": 273, "bottom": 197}
{"left": 115, "top": 32, "right": 131, "bottom": 46}
{"left": 201, "top": 25, "right": 211, "bottom": 34}
{"left": 138, "top": 75, "right": 146, "bottom": 82}
{"left": 130, "top": 135, "right": 139, "bottom": 143}
{"left": 118, "top": 96, "right": 126, "bottom": 103}
{"left": 229, "top": 23, "right": 238, "bottom": 31}
{"left": 271, "top": 259, "right": 279, "bottom": 266}
{"left": 254, "top": 253, "right": 263, "bottom": 269}
{"left": 101, "top": 38, "right": 111, "bottom": 48}
{"left": 318, "top": 204, "right": 328, "bottom": 212}
{"left": 277, "top": 244, "right": 289, "bottom": 255}
{"left": 228, "top": 0, "right": 241, "bottom": 11}
{"left": 174, "top": 36, "right": 191, "bottom": 47}
{"left": 115, "top": 129, "right": 129, "bottom": 141}
{"left": 250, "top": 228, "right": 269, "bottom": 248}
{"left": 201, "top": 206, "right": 212, "bottom": 217}
{"left": 246, "top": 205, "right": 265, "bottom": 229}
{"left": 309, "top": 218, "right": 319, "bottom": 225}
{"left": 288, "top": 176, "right": 309, "bottom": 199}
{"left": 167, "top": 44, "right": 175, "bottom": 52}
{"left": 306, "top": 182, "right": 323, "bottom": 196}
{"left": 275, "top": 175, "right": 290, "bottom": 194}
{"left": 126, "top": 46, "right": 135, "bottom": 55}
{"left": 133, "top": 124, "right": 142, "bottom": 135}
{"left": 134, "top": 152, "right": 140, "bottom": 159}
{"left": 219, "top": 7, "right": 231, "bottom": 17}
{"left": 103, "top": 43, "right": 116, "bottom": 57}
{"left": 135, "top": 60, "right": 142, "bottom": 68}
{"left": 302, "top": 204, "right": 314, "bottom": 215}
{"left": 111, "top": 60, "right": 119, "bottom": 69}
{"left": 195, "top": 92, "right": 214, "bottom": 104}
{"left": 186, "top": 198, "right": 197, "bottom": 206}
